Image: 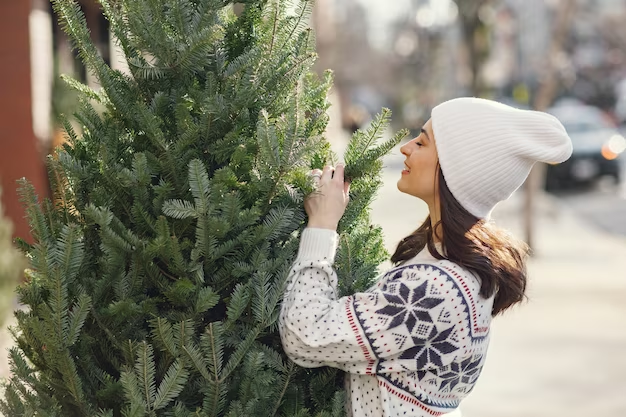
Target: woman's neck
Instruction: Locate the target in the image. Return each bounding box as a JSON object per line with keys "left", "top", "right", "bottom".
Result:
{"left": 428, "top": 202, "right": 443, "bottom": 243}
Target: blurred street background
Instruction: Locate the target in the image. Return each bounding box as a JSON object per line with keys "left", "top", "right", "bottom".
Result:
{"left": 1, "top": 0, "right": 626, "bottom": 416}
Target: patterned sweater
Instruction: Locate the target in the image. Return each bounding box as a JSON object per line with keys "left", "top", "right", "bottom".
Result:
{"left": 279, "top": 228, "right": 494, "bottom": 417}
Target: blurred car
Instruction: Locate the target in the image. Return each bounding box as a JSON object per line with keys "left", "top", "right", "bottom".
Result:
{"left": 545, "top": 104, "right": 626, "bottom": 190}
{"left": 615, "top": 78, "right": 626, "bottom": 125}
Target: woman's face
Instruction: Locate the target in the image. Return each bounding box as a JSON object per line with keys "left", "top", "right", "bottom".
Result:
{"left": 397, "top": 118, "right": 439, "bottom": 204}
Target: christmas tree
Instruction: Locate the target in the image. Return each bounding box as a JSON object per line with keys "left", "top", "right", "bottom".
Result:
{"left": 1, "top": 0, "right": 406, "bottom": 415}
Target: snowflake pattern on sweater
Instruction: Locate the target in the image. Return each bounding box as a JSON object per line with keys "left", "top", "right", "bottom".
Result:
{"left": 279, "top": 228, "right": 494, "bottom": 417}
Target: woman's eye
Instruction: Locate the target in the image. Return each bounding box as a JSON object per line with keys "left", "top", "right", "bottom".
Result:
{"left": 415, "top": 142, "right": 423, "bottom": 147}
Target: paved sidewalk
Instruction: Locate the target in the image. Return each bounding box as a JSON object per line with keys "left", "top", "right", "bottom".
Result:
{"left": 0, "top": 309, "right": 15, "bottom": 382}
{"left": 461, "top": 192, "right": 626, "bottom": 417}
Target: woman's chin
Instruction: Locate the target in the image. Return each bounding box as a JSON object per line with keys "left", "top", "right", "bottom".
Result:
{"left": 396, "top": 180, "right": 422, "bottom": 200}
{"left": 396, "top": 178, "right": 406, "bottom": 193}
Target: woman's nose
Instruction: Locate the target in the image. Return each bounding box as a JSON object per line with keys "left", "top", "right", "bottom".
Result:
{"left": 400, "top": 139, "right": 414, "bottom": 156}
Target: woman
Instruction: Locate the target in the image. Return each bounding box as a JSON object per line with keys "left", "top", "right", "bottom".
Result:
{"left": 278, "top": 97, "right": 573, "bottom": 416}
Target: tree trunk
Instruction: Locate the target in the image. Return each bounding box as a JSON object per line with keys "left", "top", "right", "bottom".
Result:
{"left": 524, "top": 0, "right": 577, "bottom": 250}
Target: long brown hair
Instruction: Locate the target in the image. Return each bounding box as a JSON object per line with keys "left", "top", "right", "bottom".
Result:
{"left": 390, "top": 168, "right": 529, "bottom": 316}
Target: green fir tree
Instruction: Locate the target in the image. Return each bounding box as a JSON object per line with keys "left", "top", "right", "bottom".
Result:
{"left": 1, "top": 0, "right": 407, "bottom": 415}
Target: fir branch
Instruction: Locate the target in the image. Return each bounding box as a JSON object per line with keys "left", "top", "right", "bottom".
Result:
{"left": 181, "top": 341, "right": 211, "bottom": 381}
{"left": 150, "top": 317, "right": 178, "bottom": 357}
{"left": 196, "top": 286, "right": 219, "bottom": 313}
{"left": 225, "top": 283, "right": 251, "bottom": 326}
{"left": 173, "top": 320, "right": 194, "bottom": 356}
{"left": 262, "top": 205, "right": 295, "bottom": 241}
{"left": 48, "top": 273, "right": 70, "bottom": 351}
{"left": 60, "top": 74, "right": 104, "bottom": 103}
{"left": 257, "top": 110, "right": 281, "bottom": 169}
{"left": 162, "top": 199, "right": 198, "bottom": 219}
{"left": 120, "top": 369, "right": 147, "bottom": 410}
{"left": 346, "top": 109, "right": 390, "bottom": 162}
{"left": 66, "top": 293, "right": 91, "bottom": 347}
{"left": 51, "top": 0, "right": 102, "bottom": 77}
{"left": 188, "top": 159, "right": 212, "bottom": 215}
{"left": 271, "top": 360, "right": 296, "bottom": 416}
{"left": 152, "top": 359, "right": 188, "bottom": 410}
{"left": 99, "top": 0, "right": 144, "bottom": 77}
{"left": 55, "top": 224, "right": 84, "bottom": 285}
{"left": 17, "top": 179, "right": 51, "bottom": 245}
{"left": 60, "top": 116, "right": 79, "bottom": 145}
{"left": 264, "top": 52, "right": 316, "bottom": 110}
{"left": 203, "top": 323, "right": 227, "bottom": 414}
{"left": 224, "top": 46, "right": 260, "bottom": 78}
{"left": 343, "top": 109, "right": 408, "bottom": 182}
{"left": 219, "top": 325, "right": 262, "bottom": 382}
{"left": 268, "top": 0, "right": 281, "bottom": 57}
{"left": 279, "top": 0, "right": 313, "bottom": 52}
{"left": 134, "top": 342, "right": 157, "bottom": 412}
{"left": 46, "top": 156, "right": 74, "bottom": 227}
{"left": 251, "top": 271, "right": 271, "bottom": 324}
{"left": 330, "top": 391, "right": 346, "bottom": 416}
{"left": 91, "top": 309, "right": 124, "bottom": 353}
{"left": 57, "top": 351, "right": 89, "bottom": 415}
{"left": 172, "top": 32, "right": 216, "bottom": 72}
{"left": 126, "top": 57, "right": 166, "bottom": 80}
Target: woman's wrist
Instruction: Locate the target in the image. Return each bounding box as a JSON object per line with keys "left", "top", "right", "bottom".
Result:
{"left": 306, "top": 221, "right": 338, "bottom": 231}
{"left": 299, "top": 227, "right": 339, "bottom": 262}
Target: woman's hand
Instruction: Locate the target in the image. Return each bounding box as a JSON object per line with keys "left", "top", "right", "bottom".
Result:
{"left": 305, "top": 164, "right": 351, "bottom": 231}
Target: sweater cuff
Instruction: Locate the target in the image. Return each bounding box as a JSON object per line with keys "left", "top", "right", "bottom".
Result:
{"left": 298, "top": 228, "right": 339, "bottom": 263}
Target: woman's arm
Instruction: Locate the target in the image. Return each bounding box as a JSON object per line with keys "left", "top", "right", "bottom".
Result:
{"left": 279, "top": 228, "right": 472, "bottom": 375}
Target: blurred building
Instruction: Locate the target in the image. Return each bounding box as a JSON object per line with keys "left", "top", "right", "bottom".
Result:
{"left": 0, "top": 1, "right": 48, "bottom": 242}
{"left": 568, "top": 0, "right": 626, "bottom": 111}
{"left": 314, "top": 0, "right": 400, "bottom": 129}
{"left": 485, "top": 0, "right": 626, "bottom": 111}
{"left": 0, "top": 0, "right": 122, "bottom": 242}
{"left": 504, "top": 0, "right": 552, "bottom": 88}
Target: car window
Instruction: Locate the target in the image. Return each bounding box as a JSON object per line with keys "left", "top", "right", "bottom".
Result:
{"left": 563, "top": 121, "right": 603, "bottom": 133}
{"left": 550, "top": 106, "right": 614, "bottom": 132}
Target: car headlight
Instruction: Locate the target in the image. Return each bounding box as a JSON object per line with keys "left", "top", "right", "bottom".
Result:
{"left": 602, "top": 134, "right": 626, "bottom": 160}
{"left": 608, "top": 134, "right": 626, "bottom": 154}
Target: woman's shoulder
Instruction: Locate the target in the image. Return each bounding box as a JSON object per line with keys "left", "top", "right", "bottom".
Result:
{"left": 371, "top": 258, "right": 494, "bottom": 336}
{"left": 382, "top": 258, "right": 489, "bottom": 302}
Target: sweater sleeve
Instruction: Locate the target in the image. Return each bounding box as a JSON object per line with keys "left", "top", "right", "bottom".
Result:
{"left": 279, "top": 228, "right": 470, "bottom": 375}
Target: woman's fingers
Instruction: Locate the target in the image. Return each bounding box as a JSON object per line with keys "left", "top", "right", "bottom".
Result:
{"left": 322, "top": 165, "right": 334, "bottom": 183}
{"left": 333, "top": 164, "right": 345, "bottom": 184}
{"left": 309, "top": 169, "right": 322, "bottom": 188}
{"left": 334, "top": 165, "right": 350, "bottom": 204}
{"left": 313, "top": 165, "right": 349, "bottom": 192}
{"left": 305, "top": 164, "right": 349, "bottom": 228}
{"left": 310, "top": 168, "right": 322, "bottom": 180}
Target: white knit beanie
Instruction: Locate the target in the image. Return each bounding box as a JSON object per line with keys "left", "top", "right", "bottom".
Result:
{"left": 431, "top": 97, "right": 573, "bottom": 219}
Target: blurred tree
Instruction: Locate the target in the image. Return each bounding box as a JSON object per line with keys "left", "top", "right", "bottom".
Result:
{"left": 0, "top": 0, "right": 406, "bottom": 415}
{"left": 525, "top": 0, "right": 576, "bottom": 249}
{"left": 454, "top": 0, "right": 496, "bottom": 97}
